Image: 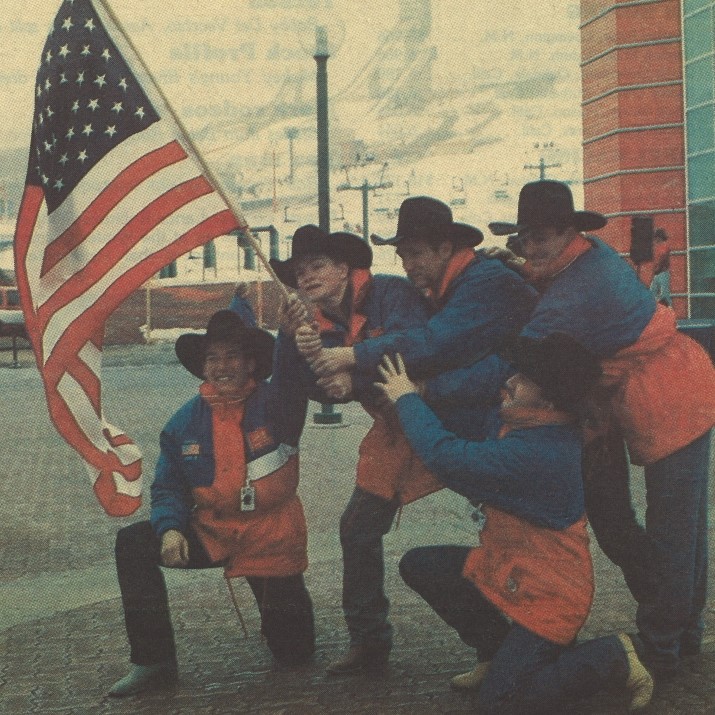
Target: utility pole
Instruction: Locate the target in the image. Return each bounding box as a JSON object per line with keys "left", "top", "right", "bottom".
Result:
{"left": 525, "top": 143, "right": 561, "bottom": 180}
{"left": 337, "top": 166, "right": 393, "bottom": 241}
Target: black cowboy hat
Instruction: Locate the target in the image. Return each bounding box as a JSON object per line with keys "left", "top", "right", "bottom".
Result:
{"left": 489, "top": 180, "right": 607, "bottom": 236}
{"left": 269, "top": 224, "right": 372, "bottom": 288}
{"left": 500, "top": 332, "right": 602, "bottom": 411}
{"left": 175, "top": 310, "right": 275, "bottom": 381}
{"left": 371, "top": 196, "right": 483, "bottom": 247}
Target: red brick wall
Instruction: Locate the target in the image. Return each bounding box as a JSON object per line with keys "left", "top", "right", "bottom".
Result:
{"left": 581, "top": 0, "right": 687, "bottom": 316}
{"left": 104, "top": 281, "right": 284, "bottom": 345}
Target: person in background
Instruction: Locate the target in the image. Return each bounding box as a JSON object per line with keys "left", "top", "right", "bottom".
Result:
{"left": 649, "top": 228, "right": 672, "bottom": 307}
{"left": 376, "top": 336, "right": 654, "bottom": 714}
{"left": 108, "top": 308, "right": 314, "bottom": 697}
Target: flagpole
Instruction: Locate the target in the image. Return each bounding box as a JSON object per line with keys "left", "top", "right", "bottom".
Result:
{"left": 94, "top": 0, "right": 291, "bottom": 301}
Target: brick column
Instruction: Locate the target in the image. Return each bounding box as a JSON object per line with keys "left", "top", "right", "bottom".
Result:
{"left": 580, "top": 0, "right": 687, "bottom": 316}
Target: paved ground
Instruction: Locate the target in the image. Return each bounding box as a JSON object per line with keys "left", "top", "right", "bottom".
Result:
{"left": 1, "top": 341, "right": 714, "bottom": 714}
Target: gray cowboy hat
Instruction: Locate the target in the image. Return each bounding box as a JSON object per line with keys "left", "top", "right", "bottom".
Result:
{"left": 489, "top": 180, "right": 607, "bottom": 236}
{"left": 269, "top": 225, "right": 372, "bottom": 288}
{"left": 175, "top": 309, "right": 275, "bottom": 381}
{"left": 371, "top": 196, "right": 483, "bottom": 247}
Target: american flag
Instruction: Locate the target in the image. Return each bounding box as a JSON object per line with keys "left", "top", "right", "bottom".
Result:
{"left": 14, "top": 0, "right": 246, "bottom": 516}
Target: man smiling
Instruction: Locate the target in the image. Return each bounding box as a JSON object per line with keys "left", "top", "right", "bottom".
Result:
{"left": 109, "top": 309, "right": 314, "bottom": 697}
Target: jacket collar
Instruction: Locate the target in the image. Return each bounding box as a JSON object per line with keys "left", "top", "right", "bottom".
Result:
{"left": 428, "top": 247, "right": 475, "bottom": 303}
{"left": 521, "top": 234, "right": 593, "bottom": 289}
{"left": 498, "top": 404, "right": 575, "bottom": 437}
{"left": 314, "top": 268, "right": 372, "bottom": 346}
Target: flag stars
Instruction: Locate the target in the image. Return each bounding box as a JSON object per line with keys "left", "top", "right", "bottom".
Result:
{"left": 43, "top": 140, "right": 54, "bottom": 153}
{"left": 84, "top": 18, "right": 96, "bottom": 31}
{"left": 82, "top": 123, "right": 93, "bottom": 136}
{"left": 71, "top": 100, "right": 80, "bottom": 113}
{"left": 58, "top": 44, "right": 70, "bottom": 58}
{"left": 45, "top": 49, "right": 53, "bottom": 64}
{"left": 45, "top": 105, "right": 55, "bottom": 118}
{"left": 101, "top": 48, "right": 111, "bottom": 62}
{"left": 81, "top": 44, "right": 91, "bottom": 57}
{"left": 77, "top": 149, "right": 88, "bottom": 163}
{"left": 76, "top": 71, "right": 85, "bottom": 86}
{"left": 59, "top": 72, "right": 68, "bottom": 84}
{"left": 59, "top": 153, "right": 69, "bottom": 166}
{"left": 66, "top": 126, "right": 75, "bottom": 139}
{"left": 118, "top": 77, "right": 128, "bottom": 92}
{"left": 54, "top": 178, "right": 64, "bottom": 191}
{"left": 41, "top": 174, "right": 50, "bottom": 185}
{"left": 111, "top": 101, "right": 124, "bottom": 114}
{"left": 45, "top": 77, "right": 52, "bottom": 91}
{"left": 105, "top": 125, "right": 117, "bottom": 137}
{"left": 135, "top": 106, "right": 145, "bottom": 120}
{"left": 93, "top": 74, "right": 107, "bottom": 89}
{"left": 62, "top": 16, "right": 73, "bottom": 31}
{"left": 36, "top": 84, "right": 42, "bottom": 97}
{"left": 37, "top": 112, "right": 44, "bottom": 126}
{"left": 87, "top": 98, "right": 100, "bottom": 112}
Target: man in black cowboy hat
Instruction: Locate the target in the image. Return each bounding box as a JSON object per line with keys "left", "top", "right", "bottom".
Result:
{"left": 375, "top": 337, "right": 653, "bottom": 713}
{"left": 108, "top": 309, "right": 315, "bottom": 697}
{"left": 293, "top": 197, "right": 537, "bottom": 675}
{"left": 487, "top": 179, "right": 715, "bottom": 679}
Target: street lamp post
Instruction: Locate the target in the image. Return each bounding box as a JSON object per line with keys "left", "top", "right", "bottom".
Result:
{"left": 312, "top": 24, "right": 342, "bottom": 426}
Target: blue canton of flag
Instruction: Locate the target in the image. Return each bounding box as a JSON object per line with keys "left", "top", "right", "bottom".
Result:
{"left": 31, "top": 0, "right": 160, "bottom": 212}
{"left": 14, "top": 0, "right": 248, "bottom": 516}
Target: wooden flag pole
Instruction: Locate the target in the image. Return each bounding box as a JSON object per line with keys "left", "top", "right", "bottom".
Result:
{"left": 95, "top": 0, "right": 291, "bottom": 301}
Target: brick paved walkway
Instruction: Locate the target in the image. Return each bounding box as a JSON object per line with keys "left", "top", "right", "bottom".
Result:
{"left": 1, "top": 343, "right": 713, "bottom": 714}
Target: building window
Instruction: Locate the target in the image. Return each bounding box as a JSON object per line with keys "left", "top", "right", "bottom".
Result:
{"left": 683, "top": 0, "right": 715, "bottom": 317}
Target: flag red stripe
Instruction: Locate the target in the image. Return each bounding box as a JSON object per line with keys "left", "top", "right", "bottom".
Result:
{"left": 36, "top": 174, "right": 216, "bottom": 334}
{"left": 40, "top": 141, "right": 187, "bottom": 277}
{"left": 41, "top": 209, "right": 238, "bottom": 375}
{"left": 13, "top": 185, "right": 45, "bottom": 355}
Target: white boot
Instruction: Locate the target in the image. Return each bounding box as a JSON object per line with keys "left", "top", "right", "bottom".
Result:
{"left": 108, "top": 661, "right": 178, "bottom": 698}
{"left": 450, "top": 661, "right": 491, "bottom": 690}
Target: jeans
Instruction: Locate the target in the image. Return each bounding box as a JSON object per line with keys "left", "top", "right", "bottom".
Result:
{"left": 115, "top": 521, "right": 315, "bottom": 666}
{"left": 637, "top": 430, "right": 711, "bottom": 673}
{"left": 339, "top": 486, "right": 399, "bottom": 647}
{"left": 582, "top": 426, "right": 664, "bottom": 603}
{"left": 584, "top": 427, "right": 711, "bottom": 674}
{"left": 400, "top": 545, "right": 628, "bottom": 715}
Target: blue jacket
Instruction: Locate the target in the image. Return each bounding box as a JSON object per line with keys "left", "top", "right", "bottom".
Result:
{"left": 275, "top": 272, "right": 431, "bottom": 405}
{"left": 150, "top": 341, "right": 308, "bottom": 539}
{"left": 522, "top": 235, "right": 656, "bottom": 357}
{"left": 353, "top": 253, "right": 538, "bottom": 377}
{"left": 395, "top": 393, "right": 584, "bottom": 529}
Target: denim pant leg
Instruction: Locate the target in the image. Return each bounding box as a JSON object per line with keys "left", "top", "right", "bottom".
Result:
{"left": 478, "top": 626, "right": 628, "bottom": 715}
{"left": 399, "top": 546, "right": 511, "bottom": 660}
{"left": 637, "top": 430, "right": 712, "bottom": 671}
{"left": 582, "top": 426, "right": 663, "bottom": 603}
{"left": 340, "top": 486, "right": 399, "bottom": 646}
{"left": 246, "top": 574, "right": 315, "bottom": 665}
{"left": 115, "top": 521, "right": 216, "bottom": 665}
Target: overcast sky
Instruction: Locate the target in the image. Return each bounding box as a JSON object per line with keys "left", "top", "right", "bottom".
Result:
{"left": 1, "top": 0, "right": 582, "bottom": 151}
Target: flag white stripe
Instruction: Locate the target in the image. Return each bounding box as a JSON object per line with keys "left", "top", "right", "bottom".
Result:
{"left": 42, "top": 190, "right": 229, "bottom": 358}
{"left": 57, "top": 371, "right": 110, "bottom": 450}
{"left": 37, "top": 155, "right": 206, "bottom": 305}
{"left": 78, "top": 341, "right": 102, "bottom": 377}
{"left": 44, "top": 122, "right": 177, "bottom": 239}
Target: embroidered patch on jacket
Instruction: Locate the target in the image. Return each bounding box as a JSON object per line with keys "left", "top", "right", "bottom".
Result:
{"left": 181, "top": 442, "right": 201, "bottom": 457}
{"left": 248, "top": 427, "right": 273, "bottom": 452}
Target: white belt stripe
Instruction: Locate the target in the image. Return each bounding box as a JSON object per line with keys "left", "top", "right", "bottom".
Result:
{"left": 247, "top": 443, "right": 298, "bottom": 482}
